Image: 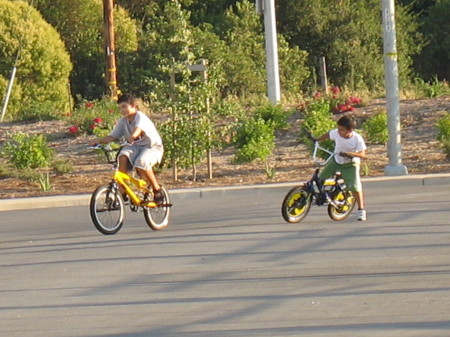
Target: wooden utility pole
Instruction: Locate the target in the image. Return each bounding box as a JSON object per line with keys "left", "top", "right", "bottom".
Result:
{"left": 103, "top": 0, "right": 118, "bottom": 99}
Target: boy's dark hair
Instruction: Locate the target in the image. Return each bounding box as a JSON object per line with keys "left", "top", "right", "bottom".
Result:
{"left": 117, "top": 93, "right": 136, "bottom": 105}
{"left": 337, "top": 115, "right": 356, "bottom": 130}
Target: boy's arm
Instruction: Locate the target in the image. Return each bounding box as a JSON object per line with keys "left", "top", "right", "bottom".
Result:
{"left": 127, "top": 127, "right": 143, "bottom": 144}
{"left": 340, "top": 149, "right": 366, "bottom": 159}
{"left": 88, "top": 135, "right": 117, "bottom": 146}
{"left": 315, "top": 132, "right": 330, "bottom": 142}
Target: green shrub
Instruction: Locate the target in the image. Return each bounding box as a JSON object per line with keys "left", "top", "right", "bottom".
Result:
{"left": 253, "top": 104, "right": 293, "bottom": 130}
{"left": 436, "top": 112, "right": 450, "bottom": 142}
{"left": 411, "top": 77, "right": 450, "bottom": 99}
{"left": 300, "top": 99, "right": 335, "bottom": 157}
{"left": 362, "top": 112, "right": 388, "bottom": 144}
{"left": 436, "top": 112, "right": 450, "bottom": 158}
{"left": 2, "top": 133, "right": 54, "bottom": 169}
{"left": 0, "top": 0, "right": 72, "bottom": 120}
{"left": 233, "top": 118, "right": 275, "bottom": 163}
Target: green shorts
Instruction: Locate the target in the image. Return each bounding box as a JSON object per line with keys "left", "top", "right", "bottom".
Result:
{"left": 318, "top": 157, "right": 362, "bottom": 192}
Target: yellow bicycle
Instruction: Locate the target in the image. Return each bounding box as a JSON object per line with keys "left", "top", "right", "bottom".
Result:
{"left": 89, "top": 144, "right": 171, "bottom": 235}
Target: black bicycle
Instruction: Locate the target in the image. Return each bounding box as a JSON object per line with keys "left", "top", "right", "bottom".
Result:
{"left": 281, "top": 133, "right": 356, "bottom": 223}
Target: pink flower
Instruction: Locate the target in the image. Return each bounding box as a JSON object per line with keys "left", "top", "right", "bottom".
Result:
{"left": 85, "top": 102, "right": 94, "bottom": 108}
{"left": 93, "top": 117, "right": 103, "bottom": 124}
{"left": 313, "top": 91, "right": 321, "bottom": 99}
{"left": 68, "top": 125, "right": 79, "bottom": 134}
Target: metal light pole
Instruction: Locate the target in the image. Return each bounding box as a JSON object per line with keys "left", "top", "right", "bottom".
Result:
{"left": 382, "top": 0, "right": 408, "bottom": 176}
{"left": 256, "top": 0, "right": 281, "bottom": 104}
{"left": 103, "top": 0, "right": 118, "bottom": 99}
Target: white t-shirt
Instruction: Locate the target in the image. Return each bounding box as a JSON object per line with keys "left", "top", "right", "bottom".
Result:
{"left": 109, "top": 111, "right": 163, "bottom": 148}
{"left": 329, "top": 129, "right": 366, "bottom": 164}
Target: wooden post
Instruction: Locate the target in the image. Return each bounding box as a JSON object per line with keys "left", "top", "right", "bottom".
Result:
{"left": 103, "top": 0, "right": 118, "bottom": 99}
{"left": 169, "top": 70, "right": 178, "bottom": 182}
{"left": 319, "top": 56, "right": 328, "bottom": 94}
{"left": 188, "top": 60, "right": 212, "bottom": 180}
{"left": 201, "top": 59, "right": 213, "bottom": 180}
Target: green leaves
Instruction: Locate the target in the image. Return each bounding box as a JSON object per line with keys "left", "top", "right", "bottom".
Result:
{"left": 2, "top": 133, "right": 54, "bottom": 169}
{"left": 0, "top": 0, "right": 72, "bottom": 120}
{"left": 233, "top": 118, "right": 275, "bottom": 164}
{"left": 362, "top": 112, "right": 388, "bottom": 144}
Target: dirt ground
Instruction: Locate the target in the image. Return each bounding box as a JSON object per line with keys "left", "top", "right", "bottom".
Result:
{"left": 1, "top": 96, "right": 450, "bottom": 199}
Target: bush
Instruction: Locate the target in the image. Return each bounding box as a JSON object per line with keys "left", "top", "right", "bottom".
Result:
{"left": 2, "top": 133, "right": 54, "bottom": 169}
{"left": 0, "top": 0, "right": 72, "bottom": 120}
{"left": 434, "top": 112, "right": 450, "bottom": 158}
{"left": 253, "top": 104, "right": 293, "bottom": 130}
{"left": 300, "top": 99, "right": 335, "bottom": 157}
{"left": 362, "top": 112, "right": 388, "bottom": 144}
{"left": 233, "top": 118, "right": 275, "bottom": 163}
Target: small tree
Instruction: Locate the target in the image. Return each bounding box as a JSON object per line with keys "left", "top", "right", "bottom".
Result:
{"left": 0, "top": 0, "right": 72, "bottom": 120}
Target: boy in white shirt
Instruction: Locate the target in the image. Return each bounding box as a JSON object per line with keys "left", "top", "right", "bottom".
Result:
{"left": 315, "top": 115, "right": 367, "bottom": 221}
{"left": 88, "top": 94, "right": 164, "bottom": 203}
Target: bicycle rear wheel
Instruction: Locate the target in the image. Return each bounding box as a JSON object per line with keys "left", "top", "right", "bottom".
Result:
{"left": 144, "top": 185, "right": 170, "bottom": 230}
{"left": 328, "top": 190, "right": 355, "bottom": 221}
{"left": 281, "top": 186, "right": 312, "bottom": 223}
{"left": 90, "top": 184, "right": 125, "bottom": 235}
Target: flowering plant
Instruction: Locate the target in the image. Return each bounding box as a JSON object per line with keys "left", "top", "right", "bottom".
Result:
{"left": 66, "top": 98, "right": 118, "bottom": 137}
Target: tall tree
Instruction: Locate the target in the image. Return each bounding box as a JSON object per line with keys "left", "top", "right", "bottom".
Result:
{"left": 276, "top": 0, "right": 422, "bottom": 90}
{"left": 0, "top": 0, "right": 72, "bottom": 119}
{"left": 35, "top": 0, "right": 138, "bottom": 100}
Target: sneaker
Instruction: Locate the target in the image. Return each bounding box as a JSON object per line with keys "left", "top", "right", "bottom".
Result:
{"left": 153, "top": 189, "right": 164, "bottom": 204}
{"left": 357, "top": 209, "right": 367, "bottom": 221}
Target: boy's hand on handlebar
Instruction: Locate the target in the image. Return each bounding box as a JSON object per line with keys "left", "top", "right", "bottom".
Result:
{"left": 339, "top": 151, "right": 354, "bottom": 159}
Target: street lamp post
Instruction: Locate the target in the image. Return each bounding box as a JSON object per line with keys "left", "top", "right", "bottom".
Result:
{"left": 256, "top": 0, "right": 281, "bottom": 104}
{"left": 382, "top": 0, "right": 408, "bottom": 176}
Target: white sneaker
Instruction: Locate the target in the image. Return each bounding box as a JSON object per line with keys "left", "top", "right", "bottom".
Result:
{"left": 357, "top": 209, "right": 367, "bottom": 221}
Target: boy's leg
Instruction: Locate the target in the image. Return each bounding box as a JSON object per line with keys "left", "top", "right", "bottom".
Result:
{"left": 118, "top": 155, "right": 131, "bottom": 197}
{"left": 136, "top": 167, "right": 160, "bottom": 192}
{"left": 354, "top": 191, "right": 365, "bottom": 210}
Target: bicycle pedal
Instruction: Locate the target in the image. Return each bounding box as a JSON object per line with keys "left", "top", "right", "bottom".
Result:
{"left": 142, "top": 201, "right": 157, "bottom": 207}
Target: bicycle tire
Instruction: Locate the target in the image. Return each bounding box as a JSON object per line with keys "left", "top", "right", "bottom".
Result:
{"left": 90, "top": 184, "right": 125, "bottom": 235}
{"left": 281, "top": 186, "right": 312, "bottom": 223}
{"left": 144, "top": 185, "right": 170, "bottom": 230}
{"left": 327, "top": 190, "right": 355, "bottom": 221}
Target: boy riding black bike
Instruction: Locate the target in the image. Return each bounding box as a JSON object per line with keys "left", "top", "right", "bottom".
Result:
{"left": 314, "top": 115, "right": 367, "bottom": 221}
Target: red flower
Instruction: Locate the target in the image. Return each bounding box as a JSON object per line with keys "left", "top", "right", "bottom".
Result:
{"left": 93, "top": 117, "right": 103, "bottom": 124}
{"left": 331, "top": 86, "right": 340, "bottom": 95}
{"left": 90, "top": 124, "right": 97, "bottom": 129}
{"left": 313, "top": 91, "right": 321, "bottom": 99}
{"left": 85, "top": 102, "right": 94, "bottom": 108}
{"left": 68, "top": 125, "right": 79, "bottom": 134}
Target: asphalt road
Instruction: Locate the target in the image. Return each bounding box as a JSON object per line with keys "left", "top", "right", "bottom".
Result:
{"left": 1, "top": 179, "right": 450, "bottom": 337}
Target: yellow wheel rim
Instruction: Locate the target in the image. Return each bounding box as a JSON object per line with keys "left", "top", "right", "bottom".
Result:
{"left": 288, "top": 192, "right": 307, "bottom": 216}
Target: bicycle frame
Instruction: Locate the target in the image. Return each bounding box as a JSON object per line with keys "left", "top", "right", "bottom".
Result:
{"left": 113, "top": 170, "right": 157, "bottom": 208}
{"left": 95, "top": 144, "right": 158, "bottom": 208}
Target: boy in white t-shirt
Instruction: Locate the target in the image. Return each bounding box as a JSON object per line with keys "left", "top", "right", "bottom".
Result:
{"left": 315, "top": 115, "right": 367, "bottom": 221}
{"left": 88, "top": 94, "right": 164, "bottom": 203}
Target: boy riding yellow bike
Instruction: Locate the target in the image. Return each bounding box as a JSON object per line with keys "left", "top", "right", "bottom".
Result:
{"left": 88, "top": 93, "right": 164, "bottom": 204}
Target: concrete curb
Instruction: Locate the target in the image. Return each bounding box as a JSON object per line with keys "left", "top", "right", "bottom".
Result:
{"left": 1, "top": 173, "right": 450, "bottom": 212}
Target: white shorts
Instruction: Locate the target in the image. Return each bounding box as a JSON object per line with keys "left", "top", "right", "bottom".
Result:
{"left": 119, "top": 144, "right": 163, "bottom": 171}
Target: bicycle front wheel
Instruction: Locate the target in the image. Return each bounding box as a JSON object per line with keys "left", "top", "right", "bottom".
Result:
{"left": 90, "top": 184, "right": 125, "bottom": 235}
{"left": 144, "top": 185, "right": 170, "bottom": 230}
{"left": 281, "top": 186, "right": 312, "bottom": 223}
{"left": 328, "top": 190, "right": 355, "bottom": 221}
